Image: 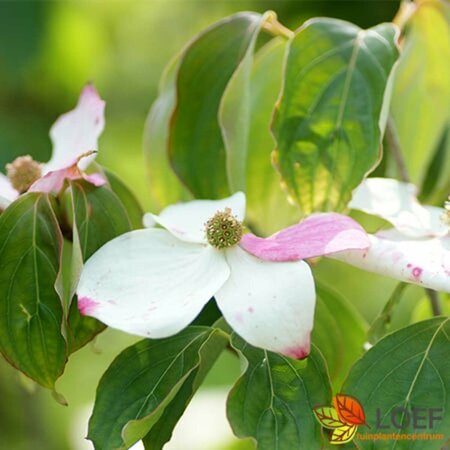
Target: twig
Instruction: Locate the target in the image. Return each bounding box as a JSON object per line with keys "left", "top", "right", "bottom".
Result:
{"left": 426, "top": 289, "right": 442, "bottom": 316}
{"left": 262, "top": 12, "right": 294, "bottom": 40}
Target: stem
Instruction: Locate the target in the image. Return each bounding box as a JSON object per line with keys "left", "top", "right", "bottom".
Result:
{"left": 426, "top": 289, "right": 442, "bottom": 316}
{"left": 385, "top": 120, "right": 444, "bottom": 318}
{"left": 385, "top": 118, "right": 410, "bottom": 182}
{"left": 262, "top": 12, "right": 294, "bottom": 40}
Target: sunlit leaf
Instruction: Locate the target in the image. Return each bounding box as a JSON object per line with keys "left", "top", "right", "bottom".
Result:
{"left": 313, "top": 406, "right": 344, "bottom": 429}
{"left": 342, "top": 317, "right": 450, "bottom": 449}
{"left": 244, "top": 39, "right": 301, "bottom": 235}
{"left": 273, "top": 19, "right": 399, "bottom": 213}
{"left": 88, "top": 326, "right": 228, "bottom": 450}
{"left": 228, "top": 335, "right": 332, "bottom": 450}
{"left": 391, "top": 0, "right": 450, "bottom": 189}
{"left": 169, "top": 12, "right": 264, "bottom": 198}
{"left": 0, "top": 193, "right": 66, "bottom": 388}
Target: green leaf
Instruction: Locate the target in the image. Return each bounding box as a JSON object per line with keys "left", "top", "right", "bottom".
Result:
{"left": 142, "top": 320, "right": 230, "bottom": 450}
{"left": 367, "top": 282, "right": 408, "bottom": 344}
{"left": 144, "top": 57, "right": 191, "bottom": 208}
{"left": 342, "top": 317, "right": 450, "bottom": 449}
{"left": 273, "top": 19, "right": 399, "bottom": 213}
{"left": 0, "top": 193, "right": 66, "bottom": 388}
{"left": 312, "top": 283, "right": 368, "bottom": 389}
{"left": 244, "top": 39, "right": 301, "bottom": 236}
{"left": 391, "top": 0, "right": 450, "bottom": 189}
{"left": 227, "top": 335, "right": 332, "bottom": 450}
{"left": 88, "top": 326, "right": 228, "bottom": 450}
{"left": 104, "top": 169, "right": 144, "bottom": 230}
{"left": 169, "top": 12, "right": 264, "bottom": 199}
{"left": 65, "top": 181, "right": 132, "bottom": 353}
{"left": 219, "top": 12, "right": 271, "bottom": 193}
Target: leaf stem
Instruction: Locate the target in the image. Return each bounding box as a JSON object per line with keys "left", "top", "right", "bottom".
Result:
{"left": 425, "top": 289, "right": 442, "bottom": 316}
{"left": 385, "top": 118, "right": 410, "bottom": 182}
{"left": 262, "top": 12, "right": 294, "bottom": 40}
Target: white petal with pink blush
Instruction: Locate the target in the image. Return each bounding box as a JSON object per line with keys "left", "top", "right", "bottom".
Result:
{"left": 44, "top": 85, "right": 105, "bottom": 174}
{"left": 1, "top": 85, "right": 106, "bottom": 202}
{"left": 143, "top": 192, "right": 246, "bottom": 243}
{"left": 331, "top": 230, "right": 450, "bottom": 293}
{"left": 240, "top": 213, "right": 370, "bottom": 262}
{"left": 215, "top": 246, "right": 315, "bottom": 357}
{"left": 349, "top": 178, "right": 448, "bottom": 238}
{"left": 332, "top": 177, "right": 450, "bottom": 291}
{"left": 77, "top": 192, "right": 370, "bottom": 357}
{"left": 77, "top": 228, "right": 230, "bottom": 338}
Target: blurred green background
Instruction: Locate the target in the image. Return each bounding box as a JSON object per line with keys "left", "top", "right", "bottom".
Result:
{"left": 2, "top": 1, "right": 442, "bottom": 449}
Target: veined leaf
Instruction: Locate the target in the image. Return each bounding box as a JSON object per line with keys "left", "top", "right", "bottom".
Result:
{"left": 227, "top": 335, "right": 332, "bottom": 450}
{"left": 0, "top": 193, "right": 66, "bottom": 388}
{"left": 65, "top": 181, "right": 131, "bottom": 353}
{"left": 342, "top": 317, "right": 450, "bottom": 449}
{"left": 104, "top": 169, "right": 144, "bottom": 230}
{"left": 88, "top": 326, "right": 228, "bottom": 450}
{"left": 141, "top": 320, "right": 229, "bottom": 450}
{"left": 391, "top": 0, "right": 450, "bottom": 189}
{"left": 169, "top": 12, "right": 264, "bottom": 199}
{"left": 273, "top": 19, "right": 399, "bottom": 213}
{"left": 313, "top": 406, "right": 344, "bottom": 429}
{"left": 330, "top": 424, "right": 357, "bottom": 444}
{"left": 334, "top": 394, "right": 366, "bottom": 426}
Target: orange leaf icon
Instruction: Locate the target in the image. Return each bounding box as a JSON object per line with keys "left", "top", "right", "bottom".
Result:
{"left": 334, "top": 394, "right": 366, "bottom": 426}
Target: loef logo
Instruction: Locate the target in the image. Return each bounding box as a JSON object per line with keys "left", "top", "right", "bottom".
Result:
{"left": 313, "top": 394, "right": 368, "bottom": 445}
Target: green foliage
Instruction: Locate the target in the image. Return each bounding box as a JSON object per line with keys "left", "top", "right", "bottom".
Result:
{"left": 169, "top": 12, "right": 264, "bottom": 199}
{"left": 390, "top": 0, "right": 450, "bottom": 192}
{"left": 272, "top": 19, "right": 399, "bottom": 213}
{"left": 245, "top": 39, "right": 301, "bottom": 235}
{"left": 342, "top": 317, "right": 450, "bottom": 449}
{"left": 0, "top": 193, "right": 66, "bottom": 388}
{"left": 88, "top": 326, "right": 228, "bottom": 450}
{"left": 104, "top": 169, "right": 144, "bottom": 230}
{"left": 312, "top": 283, "right": 368, "bottom": 389}
{"left": 144, "top": 58, "right": 191, "bottom": 208}
{"left": 227, "top": 335, "right": 332, "bottom": 450}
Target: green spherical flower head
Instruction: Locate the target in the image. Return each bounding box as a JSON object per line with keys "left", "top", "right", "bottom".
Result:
{"left": 205, "top": 207, "right": 243, "bottom": 249}
{"left": 6, "top": 155, "right": 43, "bottom": 193}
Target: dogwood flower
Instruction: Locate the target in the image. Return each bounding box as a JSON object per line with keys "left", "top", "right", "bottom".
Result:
{"left": 331, "top": 178, "right": 450, "bottom": 293}
{"left": 0, "top": 85, "right": 106, "bottom": 209}
{"left": 77, "top": 193, "right": 369, "bottom": 357}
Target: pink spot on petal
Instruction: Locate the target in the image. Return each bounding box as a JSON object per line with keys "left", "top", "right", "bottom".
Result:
{"left": 407, "top": 263, "right": 412, "bottom": 268}
{"left": 411, "top": 267, "right": 423, "bottom": 280}
{"left": 234, "top": 312, "right": 244, "bottom": 324}
{"left": 248, "top": 306, "right": 254, "bottom": 313}
{"left": 78, "top": 296, "right": 99, "bottom": 315}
